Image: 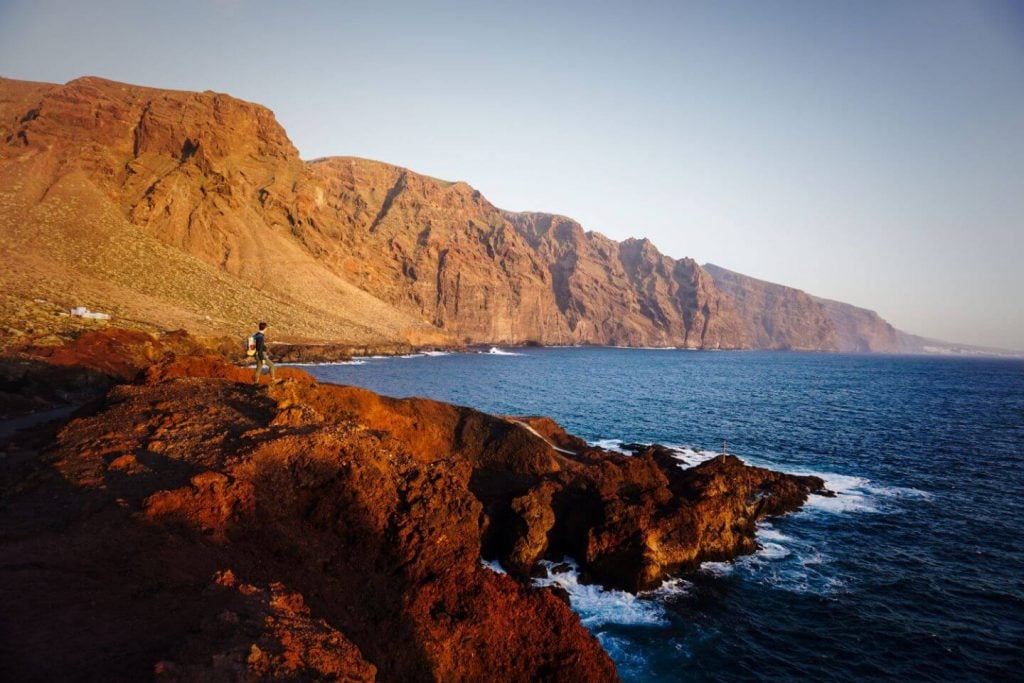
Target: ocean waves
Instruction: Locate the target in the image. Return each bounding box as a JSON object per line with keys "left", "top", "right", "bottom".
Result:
{"left": 308, "top": 348, "right": 1024, "bottom": 682}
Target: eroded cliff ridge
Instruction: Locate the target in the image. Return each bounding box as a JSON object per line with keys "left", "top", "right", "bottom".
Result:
{"left": 0, "top": 75, "right": 936, "bottom": 353}
{"left": 0, "top": 330, "right": 826, "bottom": 679}
{"left": 0, "top": 75, "right": 748, "bottom": 349}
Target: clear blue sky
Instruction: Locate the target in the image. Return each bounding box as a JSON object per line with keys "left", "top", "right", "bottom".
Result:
{"left": 2, "top": 0, "right": 1022, "bottom": 349}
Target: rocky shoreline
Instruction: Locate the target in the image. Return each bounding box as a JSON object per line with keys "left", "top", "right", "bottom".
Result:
{"left": 0, "top": 329, "right": 827, "bottom": 680}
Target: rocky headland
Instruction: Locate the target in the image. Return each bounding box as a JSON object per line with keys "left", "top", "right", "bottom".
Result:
{"left": 0, "top": 329, "right": 827, "bottom": 680}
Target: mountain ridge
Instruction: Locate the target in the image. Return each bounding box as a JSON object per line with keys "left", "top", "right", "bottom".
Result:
{"left": 0, "top": 75, "right": 998, "bottom": 355}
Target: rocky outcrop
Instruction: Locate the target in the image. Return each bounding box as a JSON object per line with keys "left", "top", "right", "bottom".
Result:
{"left": 0, "top": 330, "right": 826, "bottom": 679}
{"left": 0, "top": 353, "right": 615, "bottom": 681}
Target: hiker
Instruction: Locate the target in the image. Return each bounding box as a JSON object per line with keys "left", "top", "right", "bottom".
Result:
{"left": 249, "top": 321, "right": 277, "bottom": 384}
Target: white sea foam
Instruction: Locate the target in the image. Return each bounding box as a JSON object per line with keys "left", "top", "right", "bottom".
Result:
{"left": 639, "top": 577, "right": 693, "bottom": 601}
{"left": 756, "top": 542, "right": 792, "bottom": 560}
{"left": 480, "top": 558, "right": 507, "bottom": 574}
{"left": 866, "top": 484, "right": 934, "bottom": 500}
{"left": 587, "top": 439, "right": 722, "bottom": 466}
{"left": 670, "top": 446, "right": 722, "bottom": 469}
{"left": 588, "top": 438, "right": 631, "bottom": 454}
{"left": 420, "top": 350, "right": 452, "bottom": 356}
{"left": 744, "top": 465, "right": 936, "bottom": 516}
{"left": 534, "top": 560, "right": 672, "bottom": 628}
{"left": 284, "top": 359, "right": 366, "bottom": 367}
{"left": 698, "top": 518, "right": 829, "bottom": 591}
{"left": 700, "top": 561, "right": 735, "bottom": 577}
{"left": 482, "top": 346, "right": 524, "bottom": 356}
{"left": 756, "top": 522, "right": 793, "bottom": 544}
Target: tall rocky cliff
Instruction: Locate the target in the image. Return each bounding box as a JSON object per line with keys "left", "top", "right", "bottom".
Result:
{"left": 703, "top": 264, "right": 929, "bottom": 353}
{"left": 702, "top": 264, "right": 838, "bottom": 351}
{"left": 0, "top": 75, "right": 933, "bottom": 352}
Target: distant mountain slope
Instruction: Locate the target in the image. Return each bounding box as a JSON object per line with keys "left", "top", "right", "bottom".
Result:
{"left": 703, "top": 264, "right": 920, "bottom": 352}
{"left": 0, "top": 75, "right": 980, "bottom": 353}
{"left": 703, "top": 264, "right": 1021, "bottom": 355}
{"left": 701, "top": 264, "right": 838, "bottom": 351}
{"left": 810, "top": 295, "right": 916, "bottom": 353}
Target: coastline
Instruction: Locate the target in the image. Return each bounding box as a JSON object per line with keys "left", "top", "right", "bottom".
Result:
{"left": 0, "top": 327, "right": 827, "bottom": 680}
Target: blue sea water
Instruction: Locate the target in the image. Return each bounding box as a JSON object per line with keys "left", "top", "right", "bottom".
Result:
{"left": 304, "top": 348, "right": 1024, "bottom": 682}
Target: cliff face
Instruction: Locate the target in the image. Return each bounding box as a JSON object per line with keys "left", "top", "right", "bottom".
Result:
{"left": 0, "top": 76, "right": 451, "bottom": 348}
{"left": 704, "top": 264, "right": 927, "bottom": 353}
{"left": 505, "top": 213, "right": 747, "bottom": 347}
{"left": 1, "top": 75, "right": 938, "bottom": 353}
{"left": 0, "top": 330, "right": 826, "bottom": 679}
{"left": 811, "top": 296, "right": 919, "bottom": 353}
{"left": 0, "top": 76, "right": 749, "bottom": 348}
{"left": 702, "top": 264, "right": 838, "bottom": 351}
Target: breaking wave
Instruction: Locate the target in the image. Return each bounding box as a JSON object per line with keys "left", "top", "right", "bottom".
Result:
{"left": 533, "top": 559, "right": 684, "bottom": 629}
{"left": 481, "top": 346, "right": 524, "bottom": 356}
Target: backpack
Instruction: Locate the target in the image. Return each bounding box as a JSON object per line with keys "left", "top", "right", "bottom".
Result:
{"left": 245, "top": 335, "right": 257, "bottom": 357}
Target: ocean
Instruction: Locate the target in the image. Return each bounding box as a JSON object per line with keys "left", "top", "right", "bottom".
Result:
{"left": 303, "top": 348, "right": 1024, "bottom": 682}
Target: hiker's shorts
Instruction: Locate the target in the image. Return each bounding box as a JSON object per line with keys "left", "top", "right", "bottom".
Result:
{"left": 254, "top": 352, "right": 275, "bottom": 376}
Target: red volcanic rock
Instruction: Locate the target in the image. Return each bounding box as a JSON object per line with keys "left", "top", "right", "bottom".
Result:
{"left": 0, "top": 330, "right": 825, "bottom": 680}
{"left": 156, "top": 572, "right": 378, "bottom": 682}
{"left": 0, "top": 347, "right": 616, "bottom": 681}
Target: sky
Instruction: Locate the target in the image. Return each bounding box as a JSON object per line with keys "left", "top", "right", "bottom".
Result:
{"left": 1, "top": 0, "right": 1022, "bottom": 350}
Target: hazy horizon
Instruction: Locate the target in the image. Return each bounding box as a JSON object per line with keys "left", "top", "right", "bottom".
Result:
{"left": 1, "top": 0, "right": 1022, "bottom": 350}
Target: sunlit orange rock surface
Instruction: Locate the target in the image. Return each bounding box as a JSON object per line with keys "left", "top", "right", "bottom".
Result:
{"left": 0, "top": 330, "right": 826, "bottom": 680}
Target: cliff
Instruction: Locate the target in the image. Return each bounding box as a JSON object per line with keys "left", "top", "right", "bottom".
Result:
{"left": 1, "top": 75, "right": 741, "bottom": 349}
{"left": 703, "top": 264, "right": 937, "bottom": 353}
{"left": 0, "top": 330, "right": 827, "bottom": 679}
{"left": 1, "top": 75, "right": 943, "bottom": 353}
{"left": 0, "top": 76, "right": 450, "bottom": 349}
{"left": 811, "top": 295, "right": 917, "bottom": 353}
{"left": 702, "top": 264, "right": 838, "bottom": 351}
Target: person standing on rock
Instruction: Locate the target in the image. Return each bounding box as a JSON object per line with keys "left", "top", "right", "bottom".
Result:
{"left": 252, "top": 321, "right": 277, "bottom": 384}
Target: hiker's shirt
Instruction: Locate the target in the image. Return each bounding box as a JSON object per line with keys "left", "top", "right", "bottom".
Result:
{"left": 253, "top": 332, "right": 268, "bottom": 358}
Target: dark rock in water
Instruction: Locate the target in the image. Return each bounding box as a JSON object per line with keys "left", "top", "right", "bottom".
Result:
{"left": 551, "top": 562, "right": 574, "bottom": 575}
{"left": 530, "top": 564, "right": 550, "bottom": 579}
{"left": 487, "top": 439, "right": 826, "bottom": 592}
{"left": 547, "top": 585, "right": 573, "bottom": 606}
